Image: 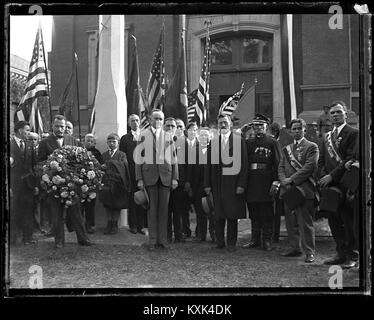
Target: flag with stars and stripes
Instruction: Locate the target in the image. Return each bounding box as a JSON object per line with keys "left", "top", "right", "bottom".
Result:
{"left": 218, "top": 83, "right": 245, "bottom": 117}
{"left": 187, "top": 89, "right": 198, "bottom": 124}
{"left": 14, "top": 24, "right": 48, "bottom": 135}
{"left": 146, "top": 24, "right": 165, "bottom": 111}
{"left": 195, "top": 34, "right": 211, "bottom": 126}
{"left": 139, "top": 86, "right": 150, "bottom": 129}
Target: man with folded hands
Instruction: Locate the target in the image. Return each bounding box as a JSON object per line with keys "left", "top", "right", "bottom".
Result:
{"left": 278, "top": 118, "right": 319, "bottom": 263}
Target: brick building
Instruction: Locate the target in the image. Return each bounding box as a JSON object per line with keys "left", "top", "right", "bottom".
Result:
{"left": 50, "top": 14, "right": 359, "bottom": 134}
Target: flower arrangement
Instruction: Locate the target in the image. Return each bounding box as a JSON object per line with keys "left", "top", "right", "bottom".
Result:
{"left": 37, "top": 145, "right": 103, "bottom": 208}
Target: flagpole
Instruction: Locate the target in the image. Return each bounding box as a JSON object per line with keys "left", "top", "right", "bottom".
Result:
{"left": 39, "top": 21, "right": 53, "bottom": 131}
{"left": 204, "top": 20, "right": 212, "bottom": 125}
{"left": 161, "top": 17, "right": 166, "bottom": 110}
{"left": 74, "top": 53, "right": 82, "bottom": 142}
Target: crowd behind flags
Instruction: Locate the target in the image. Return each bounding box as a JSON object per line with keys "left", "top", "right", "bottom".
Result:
{"left": 14, "top": 24, "right": 49, "bottom": 136}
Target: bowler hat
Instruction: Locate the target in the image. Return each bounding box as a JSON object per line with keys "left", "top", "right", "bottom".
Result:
{"left": 201, "top": 193, "right": 214, "bottom": 214}
{"left": 134, "top": 188, "right": 149, "bottom": 210}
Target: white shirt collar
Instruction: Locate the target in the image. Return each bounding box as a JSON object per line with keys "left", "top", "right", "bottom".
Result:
{"left": 294, "top": 137, "right": 305, "bottom": 145}
{"left": 221, "top": 131, "right": 231, "bottom": 140}
{"left": 109, "top": 148, "right": 118, "bottom": 156}
{"left": 187, "top": 138, "right": 196, "bottom": 147}
{"left": 335, "top": 123, "right": 346, "bottom": 136}
{"left": 14, "top": 135, "right": 22, "bottom": 145}
{"left": 131, "top": 129, "right": 140, "bottom": 136}
{"left": 151, "top": 126, "right": 161, "bottom": 137}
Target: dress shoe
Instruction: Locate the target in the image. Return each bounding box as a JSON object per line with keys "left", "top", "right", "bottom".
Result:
{"left": 263, "top": 241, "right": 272, "bottom": 251}
{"left": 44, "top": 230, "right": 54, "bottom": 238}
{"left": 147, "top": 244, "right": 157, "bottom": 251}
{"left": 242, "top": 241, "right": 261, "bottom": 249}
{"left": 129, "top": 228, "right": 137, "bottom": 234}
{"left": 305, "top": 254, "right": 315, "bottom": 263}
{"left": 215, "top": 244, "right": 225, "bottom": 249}
{"left": 341, "top": 260, "right": 357, "bottom": 269}
{"left": 55, "top": 243, "right": 64, "bottom": 249}
{"left": 281, "top": 249, "right": 303, "bottom": 257}
{"left": 323, "top": 255, "right": 346, "bottom": 265}
{"left": 24, "top": 240, "right": 37, "bottom": 245}
{"left": 174, "top": 238, "right": 186, "bottom": 243}
{"left": 86, "top": 226, "right": 95, "bottom": 234}
{"left": 79, "top": 240, "right": 94, "bottom": 246}
{"left": 137, "top": 229, "right": 146, "bottom": 235}
{"left": 157, "top": 244, "right": 169, "bottom": 250}
{"left": 227, "top": 246, "right": 236, "bottom": 252}
{"left": 103, "top": 221, "right": 113, "bottom": 234}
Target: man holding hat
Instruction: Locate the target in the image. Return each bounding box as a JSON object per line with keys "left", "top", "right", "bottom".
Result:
{"left": 204, "top": 114, "right": 248, "bottom": 252}
{"left": 278, "top": 118, "right": 319, "bottom": 263}
{"left": 135, "top": 109, "right": 179, "bottom": 251}
{"left": 318, "top": 101, "right": 359, "bottom": 268}
{"left": 243, "top": 113, "right": 280, "bottom": 251}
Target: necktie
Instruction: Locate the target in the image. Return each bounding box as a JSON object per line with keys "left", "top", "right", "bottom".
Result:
{"left": 294, "top": 141, "right": 298, "bottom": 152}
{"left": 332, "top": 128, "right": 338, "bottom": 142}
{"left": 109, "top": 150, "right": 114, "bottom": 158}
{"left": 19, "top": 140, "right": 25, "bottom": 152}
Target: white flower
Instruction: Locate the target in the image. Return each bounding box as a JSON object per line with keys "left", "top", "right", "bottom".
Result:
{"left": 42, "top": 174, "right": 50, "bottom": 182}
{"left": 81, "top": 185, "right": 89, "bottom": 193}
{"left": 65, "top": 200, "right": 72, "bottom": 206}
{"left": 78, "top": 179, "right": 83, "bottom": 184}
{"left": 57, "top": 166, "right": 62, "bottom": 171}
{"left": 52, "top": 186, "right": 57, "bottom": 191}
{"left": 60, "top": 191, "right": 69, "bottom": 198}
{"left": 81, "top": 168, "right": 86, "bottom": 173}
{"left": 52, "top": 176, "right": 62, "bottom": 184}
{"left": 88, "top": 192, "right": 96, "bottom": 199}
{"left": 50, "top": 161, "right": 59, "bottom": 169}
{"left": 87, "top": 171, "right": 96, "bottom": 180}
{"left": 70, "top": 191, "right": 75, "bottom": 196}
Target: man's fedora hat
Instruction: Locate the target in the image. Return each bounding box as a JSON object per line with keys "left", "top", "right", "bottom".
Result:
{"left": 134, "top": 188, "right": 149, "bottom": 210}
{"left": 201, "top": 192, "right": 214, "bottom": 214}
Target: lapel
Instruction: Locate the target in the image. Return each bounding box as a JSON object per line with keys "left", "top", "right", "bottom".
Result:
{"left": 11, "top": 137, "right": 23, "bottom": 158}
{"left": 336, "top": 124, "right": 349, "bottom": 151}
{"left": 50, "top": 134, "right": 61, "bottom": 150}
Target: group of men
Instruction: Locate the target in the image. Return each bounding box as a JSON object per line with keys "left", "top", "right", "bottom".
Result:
{"left": 9, "top": 100, "right": 360, "bottom": 270}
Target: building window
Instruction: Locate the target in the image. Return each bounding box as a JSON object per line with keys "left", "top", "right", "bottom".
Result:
{"left": 242, "top": 37, "right": 271, "bottom": 65}
{"left": 211, "top": 39, "right": 233, "bottom": 65}
{"left": 209, "top": 34, "right": 272, "bottom": 71}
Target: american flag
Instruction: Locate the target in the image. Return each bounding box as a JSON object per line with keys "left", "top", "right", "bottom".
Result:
{"left": 187, "top": 89, "right": 198, "bottom": 123}
{"left": 146, "top": 24, "right": 165, "bottom": 111}
{"left": 139, "top": 86, "right": 150, "bottom": 129}
{"left": 218, "top": 83, "right": 245, "bottom": 117}
{"left": 14, "top": 25, "right": 47, "bottom": 135}
{"left": 196, "top": 34, "right": 211, "bottom": 126}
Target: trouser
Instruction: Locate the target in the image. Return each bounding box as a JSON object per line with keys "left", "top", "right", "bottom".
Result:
{"left": 146, "top": 180, "right": 170, "bottom": 246}
{"left": 40, "top": 197, "right": 53, "bottom": 230}
{"left": 327, "top": 197, "right": 357, "bottom": 259}
{"left": 51, "top": 201, "right": 89, "bottom": 246}
{"left": 81, "top": 198, "right": 96, "bottom": 227}
{"left": 128, "top": 192, "right": 146, "bottom": 231}
{"left": 105, "top": 207, "right": 121, "bottom": 221}
{"left": 10, "top": 187, "right": 34, "bottom": 244}
{"left": 273, "top": 197, "right": 284, "bottom": 241}
{"left": 215, "top": 218, "right": 238, "bottom": 247}
{"left": 250, "top": 202, "right": 274, "bottom": 244}
{"left": 194, "top": 195, "right": 215, "bottom": 240}
{"left": 167, "top": 205, "right": 183, "bottom": 241}
{"left": 32, "top": 197, "right": 43, "bottom": 232}
{"left": 284, "top": 200, "right": 315, "bottom": 255}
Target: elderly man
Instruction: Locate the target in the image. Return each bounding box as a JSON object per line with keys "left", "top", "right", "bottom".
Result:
{"left": 204, "top": 114, "right": 248, "bottom": 252}
{"left": 38, "top": 115, "right": 92, "bottom": 248}
{"left": 119, "top": 114, "right": 146, "bottom": 235}
{"left": 278, "top": 118, "right": 319, "bottom": 263}
{"left": 135, "top": 109, "right": 178, "bottom": 250}
{"left": 318, "top": 101, "right": 359, "bottom": 268}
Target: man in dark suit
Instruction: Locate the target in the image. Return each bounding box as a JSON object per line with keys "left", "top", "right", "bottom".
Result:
{"left": 38, "top": 114, "right": 92, "bottom": 248}
{"left": 319, "top": 101, "right": 359, "bottom": 268}
{"left": 278, "top": 118, "right": 319, "bottom": 263}
{"left": 119, "top": 114, "right": 146, "bottom": 235}
{"left": 10, "top": 121, "right": 37, "bottom": 245}
{"left": 204, "top": 114, "right": 248, "bottom": 252}
{"left": 135, "top": 109, "right": 178, "bottom": 250}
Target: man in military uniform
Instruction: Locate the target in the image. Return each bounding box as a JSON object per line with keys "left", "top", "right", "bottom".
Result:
{"left": 243, "top": 114, "right": 281, "bottom": 251}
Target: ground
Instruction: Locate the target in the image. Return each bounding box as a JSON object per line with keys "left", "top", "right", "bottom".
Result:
{"left": 7, "top": 206, "right": 360, "bottom": 290}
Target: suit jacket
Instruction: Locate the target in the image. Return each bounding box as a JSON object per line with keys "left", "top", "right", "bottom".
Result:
{"left": 278, "top": 138, "right": 319, "bottom": 200}
{"left": 119, "top": 132, "right": 138, "bottom": 187}
{"left": 135, "top": 127, "right": 178, "bottom": 187}
{"left": 102, "top": 149, "right": 128, "bottom": 164}
{"left": 204, "top": 132, "right": 248, "bottom": 219}
{"left": 318, "top": 123, "right": 358, "bottom": 183}
{"left": 38, "top": 134, "right": 81, "bottom": 162}
{"left": 10, "top": 137, "right": 36, "bottom": 192}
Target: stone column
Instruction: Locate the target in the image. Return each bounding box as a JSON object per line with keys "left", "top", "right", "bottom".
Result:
{"left": 95, "top": 15, "right": 127, "bottom": 152}
{"left": 272, "top": 26, "right": 285, "bottom": 126}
